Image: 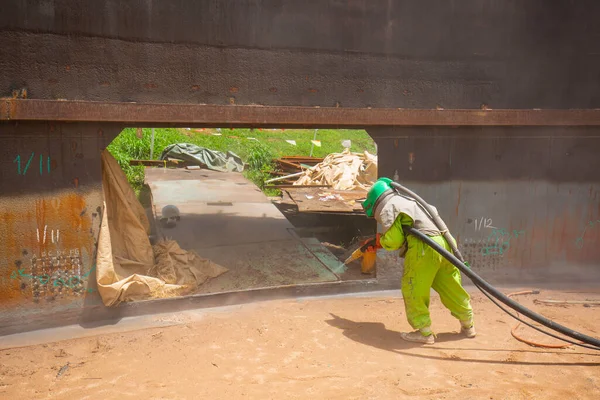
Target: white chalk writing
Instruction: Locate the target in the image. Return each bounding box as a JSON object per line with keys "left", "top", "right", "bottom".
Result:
{"left": 36, "top": 225, "right": 60, "bottom": 244}
{"left": 472, "top": 217, "right": 496, "bottom": 231}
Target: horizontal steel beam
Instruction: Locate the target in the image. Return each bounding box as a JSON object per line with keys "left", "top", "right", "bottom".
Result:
{"left": 2, "top": 99, "right": 600, "bottom": 127}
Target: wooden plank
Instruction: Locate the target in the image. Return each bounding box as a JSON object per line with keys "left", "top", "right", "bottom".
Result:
{"left": 265, "top": 171, "right": 304, "bottom": 184}
{"left": 275, "top": 159, "right": 305, "bottom": 172}
{"left": 265, "top": 184, "right": 331, "bottom": 189}
{"left": 281, "top": 156, "right": 323, "bottom": 160}
{"left": 280, "top": 156, "right": 323, "bottom": 164}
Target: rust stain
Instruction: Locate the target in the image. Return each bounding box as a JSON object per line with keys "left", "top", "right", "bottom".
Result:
{"left": 0, "top": 193, "right": 94, "bottom": 281}
{"left": 61, "top": 193, "right": 92, "bottom": 254}
{"left": 229, "top": 86, "right": 239, "bottom": 93}
{"left": 0, "top": 212, "right": 19, "bottom": 303}
{"left": 308, "top": 88, "right": 318, "bottom": 93}
{"left": 191, "top": 85, "right": 201, "bottom": 91}
{"left": 455, "top": 182, "right": 462, "bottom": 217}
{"left": 143, "top": 83, "right": 158, "bottom": 89}
{"left": 100, "top": 81, "right": 111, "bottom": 87}
{"left": 73, "top": 177, "right": 79, "bottom": 188}
{"left": 269, "top": 87, "right": 277, "bottom": 93}
{"left": 65, "top": 65, "right": 71, "bottom": 71}
{"left": 11, "top": 88, "right": 27, "bottom": 99}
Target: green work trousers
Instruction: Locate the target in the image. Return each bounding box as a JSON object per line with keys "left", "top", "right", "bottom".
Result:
{"left": 401, "top": 235, "right": 473, "bottom": 330}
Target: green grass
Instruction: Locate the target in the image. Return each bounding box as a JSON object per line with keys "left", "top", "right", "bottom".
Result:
{"left": 107, "top": 127, "right": 376, "bottom": 195}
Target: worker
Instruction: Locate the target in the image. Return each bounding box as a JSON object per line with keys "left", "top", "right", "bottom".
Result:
{"left": 362, "top": 177, "right": 475, "bottom": 344}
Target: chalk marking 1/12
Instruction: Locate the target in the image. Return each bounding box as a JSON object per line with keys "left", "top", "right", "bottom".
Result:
{"left": 472, "top": 217, "right": 497, "bottom": 231}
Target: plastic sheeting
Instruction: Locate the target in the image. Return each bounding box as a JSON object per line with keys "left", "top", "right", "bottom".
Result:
{"left": 294, "top": 149, "right": 377, "bottom": 191}
{"left": 96, "top": 151, "right": 227, "bottom": 306}
{"left": 160, "top": 143, "right": 244, "bottom": 173}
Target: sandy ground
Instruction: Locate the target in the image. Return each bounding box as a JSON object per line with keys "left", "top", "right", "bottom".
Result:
{"left": 1, "top": 289, "right": 600, "bottom": 400}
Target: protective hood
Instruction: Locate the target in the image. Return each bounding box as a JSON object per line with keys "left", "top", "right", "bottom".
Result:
{"left": 374, "top": 193, "right": 442, "bottom": 236}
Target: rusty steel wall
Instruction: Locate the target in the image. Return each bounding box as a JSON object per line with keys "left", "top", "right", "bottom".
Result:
{"left": 1, "top": 1, "right": 600, "bottom": 109}
{"left": 370, "top": 127, "right": 600, "bottom": 281}
{"left": 0, "top": 122, "right": 118, "bottom": 331}
{"left": 1, "top": 1, "right": 600, "bottom": 331}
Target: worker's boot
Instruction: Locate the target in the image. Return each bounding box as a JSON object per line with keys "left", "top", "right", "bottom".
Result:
{"left": 460, "top": 320, "right": 476, "bottom": 338}
{"left": 400, "top": 328, "right": 435, "bottom": 344}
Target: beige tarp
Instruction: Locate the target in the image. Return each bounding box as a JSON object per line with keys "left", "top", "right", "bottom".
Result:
{"left": 294, "top": 149, "right": 377, "bottom": 191}
{"left": 96, "top": 151, "right": 227, "bottom": 306}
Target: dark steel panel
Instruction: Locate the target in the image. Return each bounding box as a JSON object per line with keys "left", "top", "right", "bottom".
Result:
{"left": 3, "top": 100, "right": 600, "bottom": 127}
{"left": 370, "top": 127, "right": 600, "bottom": 182}
{"left": 371, "top": 127, "right": 600, "bottom": 275}
{"left": 0, "top": 122, "right": 119, "bottom": 322}
{"left": 1, "top": 1, "right": 600, "bottom": 108}
{"left": 1, "top": 0, "right": 598, "bottom": 59}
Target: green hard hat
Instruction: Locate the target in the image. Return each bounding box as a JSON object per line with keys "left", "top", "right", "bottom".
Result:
{"left": 362, "top": 177, "right": 393, "bottom": 217}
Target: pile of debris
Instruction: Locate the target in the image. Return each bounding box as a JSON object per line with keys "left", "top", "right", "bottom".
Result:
{"left": 264, "top": 156, "right": 324, "bottom": 187}
{"left": 294, "top": 149, "right": 377, "bottom": 191}
{"left": 273, "top": 150, "right": 378, "bottom": 214}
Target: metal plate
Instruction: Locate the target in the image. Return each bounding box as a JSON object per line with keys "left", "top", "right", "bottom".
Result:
{"left": 286, "top": 188, "right": 366, "bottom": 213}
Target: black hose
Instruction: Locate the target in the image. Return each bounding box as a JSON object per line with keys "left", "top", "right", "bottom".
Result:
{"left": 474, "top": 282, "right": 600, "bottom": 350}
{"left": 407, "top": 227, "right": 600, "bottom": 349}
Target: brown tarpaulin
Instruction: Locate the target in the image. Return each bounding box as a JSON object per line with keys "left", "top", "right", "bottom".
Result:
{"left": 96, "top": 151, "right": 227, "bottom": 306}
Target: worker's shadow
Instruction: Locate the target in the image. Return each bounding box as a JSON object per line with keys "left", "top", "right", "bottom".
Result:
{"left": 325, "top": 313, "right": 463, "bottom": 352}
{"left": 325, "top": 314, "right": 600, "bottom": 366}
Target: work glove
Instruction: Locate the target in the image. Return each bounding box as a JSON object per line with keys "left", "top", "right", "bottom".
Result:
{"left": 358, "top": 234, "right": 382, "bottom": 253}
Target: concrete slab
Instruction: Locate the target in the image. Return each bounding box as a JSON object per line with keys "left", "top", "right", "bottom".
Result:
{"left": 157, "top": 203, "right": 293, "bottom": 247}
{"left": 196, "top": 240, "right": 338, "bottom": 294}
{"left": 147, "top": 168, "right": 267, "bottom": 205}
{"left": 145, "top": 168, "right": 342, "bottom": 292}
{"left": 146, "top": 167, "right": 253, "bottom": 184}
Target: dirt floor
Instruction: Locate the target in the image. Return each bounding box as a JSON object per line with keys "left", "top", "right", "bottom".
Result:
{"left": 1, "top": 289, "right": 600, "bottom": 399}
